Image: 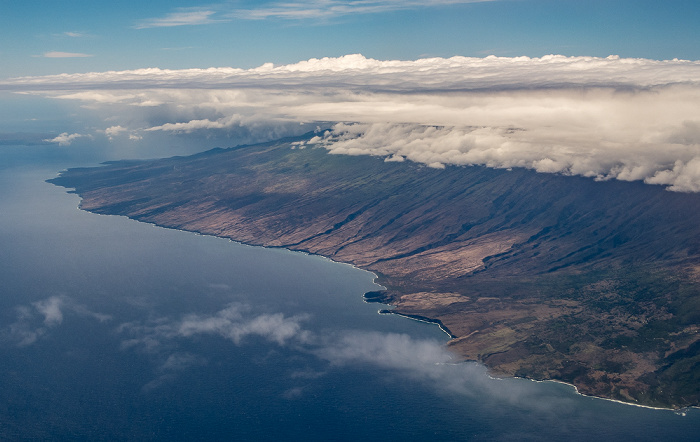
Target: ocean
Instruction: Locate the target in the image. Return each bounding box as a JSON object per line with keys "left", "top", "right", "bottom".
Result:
{"left": 1, "top": 145, "right": 699, "bottom": 440}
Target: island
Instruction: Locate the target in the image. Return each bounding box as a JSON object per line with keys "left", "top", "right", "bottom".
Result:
{"left": 49, "top": 133, "right": 700, "bottom": 409}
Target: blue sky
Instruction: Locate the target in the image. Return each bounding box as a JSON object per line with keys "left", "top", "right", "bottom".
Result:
{"left": 2, "top": 0, "right": 699, "bottom": 78}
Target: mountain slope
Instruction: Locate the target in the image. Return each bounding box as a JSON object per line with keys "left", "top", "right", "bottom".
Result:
{"left": 49, "top": 134, "right": 700, "bottom": 408}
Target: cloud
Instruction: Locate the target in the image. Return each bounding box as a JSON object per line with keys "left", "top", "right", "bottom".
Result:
{"left": 103, "top": 125, "right": 127, "bottom": 138}
{"left": 5, "top": 53, "right": 698, "bottom": 89}
{"left": 102, "top": 125, "right": 142, "bottom": 141}
{"left": 312, "top": 330, "right": 580, "bottom": 414}
{"left": 52, "top": 32, "right": 88, "bottom": 38}
{"left": 281, "top": 386, "right": 305, "bottom": 399}
{"left": 4, "top": 54, "right": 700, "bottom": 191}
{"left": 145, "top": 115, "right": 245, "bottom": 133}
{"left": 117, "top": 303, "right": 313, "bottom": 391}
{"left": 318, "top": 331, "right": 452, "bottom": 368}
{"left": 141, "top": 352, "right": 208, "bottom": 392}
{"left": 177, "top": 305, "right": 311, "bottom": 345}
{"left": 43, "top": 132, "right": 86, "bottom": 146}
{"left": 117, "top": 303, "right": 311, "bottom": 351}
{"left": 230, "top": 0, "right": 497, "bottom": 20}
{"left": 33, "top": 296, "right": 64, "bottom": 326}
{"left": 1, "top": 296, "right": 111, "bottom": 347}
{"left": 53, "top": 31, "right": 87, "bottom": 38}
{"left": 40, "top": 51, "right": 93, "bottom": 58}
{"left": 4, "top": 306, "right": 47, "bottom": 347}
{"left": 134, "top": 1, "right": 495, "bottom": 27}
{"left": 135, "top": 9, "right": 228, "bottom": 29}
{"left": 310, "top": 118, "right": 700, "bottom": 191}
{"left": 113, "top": 300, "right": 578, "bottom": 412}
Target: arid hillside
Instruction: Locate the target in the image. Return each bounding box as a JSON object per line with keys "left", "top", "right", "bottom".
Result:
{"left": 50, "top": 134, "right": 700, "bottom": 408}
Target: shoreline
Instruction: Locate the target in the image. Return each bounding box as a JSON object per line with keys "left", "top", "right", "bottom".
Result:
{"left": 530, "top": 378, "right": 698, "bottom": 414}
{"left": 72, "top": 201, "right": 695, "bottom": 411}
{"left": 375, "top": 309, "right": 456, "bottom": 339}
{"left": 45, "top": 137, "right": 700, "bottom": 410}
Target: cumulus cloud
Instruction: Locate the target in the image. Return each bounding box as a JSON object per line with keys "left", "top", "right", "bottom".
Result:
{"left": 102, "top": 125, "right": 127, "bottom": 139}
{"left": 4, "top": 54, "right": 700, "bottom": 190}
{"left": 177, "top": 305, "right": 311, "bottom": 345}
{"left": 101, "top": 125, "right": 144, "bottom": 141}
{"left": 117, "top": 303, "right": 313, "bottom": 391}
{"left": 117, "top": 303, "right": 311, "bottom": 352}
{"left": 145, "top": 115, "right": 245, "bottom": 133}
{"left": 43, "top": 132, "right": 87, "bottom": 146}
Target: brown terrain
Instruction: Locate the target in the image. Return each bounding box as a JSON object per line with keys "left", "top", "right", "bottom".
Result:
{"left": 49, "top": 134, "right": 700, "bottom": 409}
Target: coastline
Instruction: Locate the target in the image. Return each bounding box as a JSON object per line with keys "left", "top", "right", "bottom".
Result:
{"left": 375, "top": 309, "right": 456, "bottom": 339}
{"left": 72, "top": 200, "right": 691, "bottom": 411}
{"left": 46, "top": 141, "right": 700, "bottom": 410}
{"left": 530, "top": 378, "right": 698, "bottom": 414}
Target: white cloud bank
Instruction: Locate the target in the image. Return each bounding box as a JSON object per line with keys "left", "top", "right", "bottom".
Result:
{"left": 4, "top": 53, "right": 700, "bottom": 191}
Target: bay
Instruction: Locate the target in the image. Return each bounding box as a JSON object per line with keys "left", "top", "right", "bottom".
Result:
{"left": 1, "top": 146, "right": 699, "bottom": 440}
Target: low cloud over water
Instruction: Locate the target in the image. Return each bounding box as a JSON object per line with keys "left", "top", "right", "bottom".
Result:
{"left": 106, "top": 300, "right": 579, "bottom": 415}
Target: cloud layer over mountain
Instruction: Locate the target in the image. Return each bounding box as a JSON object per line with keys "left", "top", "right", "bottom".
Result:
{"left": 3, "top": 54, "right": 700, "bottom": 191}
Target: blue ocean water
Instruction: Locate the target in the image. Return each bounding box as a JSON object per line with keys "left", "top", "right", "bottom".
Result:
{"left": 1, "top": 146, "right": 699, "bottom": 440}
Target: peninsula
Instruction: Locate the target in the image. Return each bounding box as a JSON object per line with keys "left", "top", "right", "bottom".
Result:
{"left": 49, "top": 133, "right": 700, "bottom": 409}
